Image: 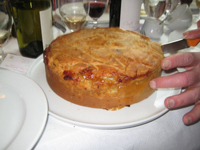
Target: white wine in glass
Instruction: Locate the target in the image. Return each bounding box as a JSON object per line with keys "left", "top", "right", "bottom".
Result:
{"left": 59, "top": 0, "right": 89, "bottom": 32}
{"left": 0, "top": 30, "right": 10, "bottom": 46}
{"left": 0, "top": 0, "right": 12, "bottom": 63}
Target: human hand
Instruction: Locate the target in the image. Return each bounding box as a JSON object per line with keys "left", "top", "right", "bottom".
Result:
{"left": 150, "top": 52, "right": 200, "bottom": 125}
{"left": 150, "top": 22, "right": 200, "bottom": 125}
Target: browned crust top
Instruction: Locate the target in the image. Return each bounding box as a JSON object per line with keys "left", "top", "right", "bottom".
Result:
{"left": 44, "top": 27, "right": 163, "bottom": 83}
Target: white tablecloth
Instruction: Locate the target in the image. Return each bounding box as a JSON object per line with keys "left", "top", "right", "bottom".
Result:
{"left": 35, "top": 106, "right": 200, "bottom": 150}
{"left": 3, "top": 24, "right": 200, "bottom": 150}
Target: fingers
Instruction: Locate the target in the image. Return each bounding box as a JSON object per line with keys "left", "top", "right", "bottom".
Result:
{"left": 150, "top": 69, "right": 200, "bottom": 89}
{"left": 183, "top": 28, "right": 200, "bottom": 39}
{"left": 164, "top": 87, "right": 200, "bottom": 125}
{"left": 164, "top": 86, "right": 200, "bottom": 109}
{"left": 183, "top": 101, "right": 200, "bottom": 125}
{"left": 161, "top": 53, "right": 200, "bottom": 70}
{"left": 150, "top": 53, "right": 200, "bottom": 89}
{"left": 151, "top": 52, "right": 200, "bottom": 125}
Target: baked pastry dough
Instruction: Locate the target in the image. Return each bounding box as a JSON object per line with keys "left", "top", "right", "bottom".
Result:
{"left": 44, "top": 27, "right": 164, "bottom": 109}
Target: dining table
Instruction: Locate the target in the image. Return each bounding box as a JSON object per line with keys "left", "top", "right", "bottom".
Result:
{"left": 1, "top": 7, "right": 200, "bottom": 150}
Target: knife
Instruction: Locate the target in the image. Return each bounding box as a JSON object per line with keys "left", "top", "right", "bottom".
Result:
{"left": 53, "top": 20, "right": 66, "bottom": 33}
{"left": 161, "top": 38, "right": 200, "bottom": 54}
{"left": 53, "top": 14, "right": 66, "bottom": 33}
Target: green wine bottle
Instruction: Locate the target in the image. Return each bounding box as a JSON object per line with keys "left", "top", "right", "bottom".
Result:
{"left": 10, "top": 0, "right": 53, "bottom": 58}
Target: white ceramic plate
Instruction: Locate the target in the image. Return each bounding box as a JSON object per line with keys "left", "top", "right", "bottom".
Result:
{"left": 26, "top": 55, "right": 181, "bottom": 129}
{"left": 0, "top": 69, "right": 48, "bottom": 149}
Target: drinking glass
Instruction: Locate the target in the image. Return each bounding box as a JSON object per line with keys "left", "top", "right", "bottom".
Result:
{"left": 0, "top": 0, "right": 12, "bottom": 63}
{"left": 83, "top": 0, "right": 108, "bottom": 29}
{"left": 58, "top": 0, "right": 89, "bottom": 32}
{"left": 143, "top": 0, "right": 168, "bottom": 19}
{"left": 196, "top": 0, "right": 200, "bottom": 20}
{"left": 165, "top": 0, "right": 180, "bottom": 15}
{"left": 159, "top": 0, "right": 180, "bottom": 24}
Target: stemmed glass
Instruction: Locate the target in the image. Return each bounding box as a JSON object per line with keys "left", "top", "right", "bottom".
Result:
{"left": 83, "top": 0, "right": 108, "bottom": 29}
{"left": 58, "top": 0, "right": 89, "bottom": 32}
{"left": 0, "top": 0, "right": 12, "bottom": 63}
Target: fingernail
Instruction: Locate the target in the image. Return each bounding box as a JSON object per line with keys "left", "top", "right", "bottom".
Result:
{"left": 150, "top": 80, "right": 156, "bottom": 89}
{"left": 162, "top": 60, "right": 171, "bottom": 69}
{"left": 186, "top": 117, "right": 192, "bottom": 125}
{"left": 167, "top": 99, "right": 174, "bottom": 108}
{"left": 183, "top": 31, "right": 189, "bottom": 38}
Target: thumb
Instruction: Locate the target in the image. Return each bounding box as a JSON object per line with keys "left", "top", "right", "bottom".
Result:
{"left": 183, "top": 28, "right": 200, "bottom": 39}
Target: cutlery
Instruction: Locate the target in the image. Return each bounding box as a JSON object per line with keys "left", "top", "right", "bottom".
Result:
{"left": 140, "top": 30, "right": 200, "bottom": 54}
{"left": 159, "top": 14, "right": 172, "bottom": 25}
{"left": 52, "top": 20, "right": 66, "bottom": 33}
{"left": 161, "top": 38, "right": 200, "bottom": 54}
{"left": 53, "top": 14, "right": 66, "bottom": 33}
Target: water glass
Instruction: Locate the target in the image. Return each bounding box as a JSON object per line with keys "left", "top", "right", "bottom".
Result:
{"left": 144, "top": 0, "right": 167, "bottom": 19}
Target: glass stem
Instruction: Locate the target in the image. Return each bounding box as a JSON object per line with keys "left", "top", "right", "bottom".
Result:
{"left": 93, "top": 19, "right": 98, "bottom": 29}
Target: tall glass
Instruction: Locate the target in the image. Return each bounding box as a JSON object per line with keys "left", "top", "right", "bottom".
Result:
{"left": 0, "top": 0, "right": 12, "bottom": 63}
{"left": 159, "top": 0, "right": 180, "bottom": 24}
{"left": 144, "top": 0, "right": 168, "bottom": 19}
{"left": 165, "top": 0, "right": 180, "bottom": 15}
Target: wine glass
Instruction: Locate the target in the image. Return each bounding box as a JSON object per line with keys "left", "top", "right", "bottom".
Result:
{"left": 143, "top": 0, "right": 168, "bottom": 19}
{"left": 58, "top": 0, "right": 89, "bottom": 32}
{"left": 83, "top": 0, "right": 108, "bottom": 29}
{"left": 0, "top": 0, "right": 12, "bottom": 63}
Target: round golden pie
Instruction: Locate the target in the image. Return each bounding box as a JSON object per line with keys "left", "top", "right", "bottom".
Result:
{"left": 44, "top": 27, "right": 164, "bottom": 110}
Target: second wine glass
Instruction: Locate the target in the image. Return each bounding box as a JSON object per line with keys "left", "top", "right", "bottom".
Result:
{"left": 83, "top": 0, "right": 108, "bottom": 29}
{"left": 59, "top": 0, "right": 89, "bottom": 32}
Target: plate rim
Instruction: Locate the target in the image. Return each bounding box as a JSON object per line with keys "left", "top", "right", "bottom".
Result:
{"left": 49, "top": 108, "right": 169, "bottom": 129}
{"left": 0, "top": 69, "right": 48, "bottom": 149}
